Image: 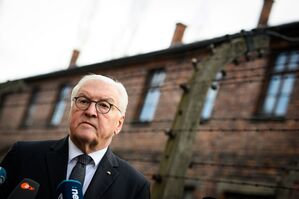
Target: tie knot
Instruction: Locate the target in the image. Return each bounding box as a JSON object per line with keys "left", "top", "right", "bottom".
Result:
{"left": 77, "top": 154, "right": 92, "bottom": 166}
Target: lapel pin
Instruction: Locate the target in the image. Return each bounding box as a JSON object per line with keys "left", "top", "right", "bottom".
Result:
{"left": 106, "top": 171, "right": 112, "bottom": 175}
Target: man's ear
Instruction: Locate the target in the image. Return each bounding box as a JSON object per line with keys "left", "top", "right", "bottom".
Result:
{"left": 114, "top": 115, "right": 125, "bottom": 135}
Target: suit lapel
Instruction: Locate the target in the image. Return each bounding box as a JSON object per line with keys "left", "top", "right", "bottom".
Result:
{"left": 84, "top": 149, "right": 119, "bottom": 199}
{"left": 46, "top": 137, "right": 69, "bottom": 197}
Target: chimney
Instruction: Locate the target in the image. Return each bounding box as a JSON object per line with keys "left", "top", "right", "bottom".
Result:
{"left": 257, "top": 0, "right": 274, "bottom": 28}
{"left": 69, "top": 49, "right": 80, "bottom": 69}
{"left": 170, "top": 23, "right": 187, "bottom": 46}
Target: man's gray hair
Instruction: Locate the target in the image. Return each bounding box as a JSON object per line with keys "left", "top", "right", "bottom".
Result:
{"left": 71, "top": 74, "right": 128, "bottom": 115}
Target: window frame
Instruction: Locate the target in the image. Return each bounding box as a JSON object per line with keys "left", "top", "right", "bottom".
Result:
{"left": 20, "top": 87, "right": 40, "bottom": 128}
{"left": 200, "top": 71, "right": 224, "bottom": 121}
{"left": 49, "top": 84, "right": 71, "bottom": 126}
{"left": 137, "top": 68, "right": 166, "bottom": 123}
{"left": 0, "top": 93, "right": 8, "bottom": 119}
{"left": 258, "top": 50, "right": 298, "bottom": 118}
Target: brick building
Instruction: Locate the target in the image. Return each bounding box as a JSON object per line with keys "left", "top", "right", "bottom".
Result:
{"left": 0, "top": 21, "right": 299, "bottom": 199}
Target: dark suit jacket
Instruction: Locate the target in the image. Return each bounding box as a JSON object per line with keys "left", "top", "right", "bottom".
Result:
{"left": 0, "top": 137, "right": 150, "bottom": 199}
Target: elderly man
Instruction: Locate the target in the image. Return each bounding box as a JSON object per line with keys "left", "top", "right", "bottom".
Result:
{"left": 0, "top": 74, "right": 150, "bottom": 199}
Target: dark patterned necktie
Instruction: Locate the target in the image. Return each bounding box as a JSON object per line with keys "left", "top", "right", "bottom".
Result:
{"left": 69, "top": 154, "right": 92, "bottom": 186}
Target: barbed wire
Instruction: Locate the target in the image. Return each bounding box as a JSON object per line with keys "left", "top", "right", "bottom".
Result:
{"left": 189, "top": 161, "right": 299, "bottom": 172}
{"left": 206, "top": 116, "right": 299, "bottom": 122}
{"left": 265, "top": 30, "right": 299, "bottom": 43}
{"left": 224, "top": 64, "right": 269, "bottom": 73}
{"left": 1, "top": 113, "right": 299, "bottom": 130}
{"left": 149, "top": 173, "right": 299, "bottom": 191}
{"left": 115, "top": 64, "right": 193, "bottom": 81}
{"left": 121, "top": 128, "right": 299, "bottom": 134}
{"left": 1, "top": 125, "right": 298, "bottom": 134}
{"left": 218, "top": 70, "right": 299, "bottom": 82}
{"left": 1, "top": 71, "right": 298, "bottom": 106}
{"left": 123, "top": 157, "right": 299, "bottom": 172}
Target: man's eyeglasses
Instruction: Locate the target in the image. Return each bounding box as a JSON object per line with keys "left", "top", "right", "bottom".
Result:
{"left": 73, "top": 96, "right": 121, "bottom": 114}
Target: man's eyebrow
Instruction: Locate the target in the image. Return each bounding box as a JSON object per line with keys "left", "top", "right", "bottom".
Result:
{"left": 76, "top": 93, "right": 89, "bottom": 98}
{"left": 99, "top": 97, "right": 115, "bottom": 103}
{"left": 77, "top": 93, "right": 115, "bottom": 103}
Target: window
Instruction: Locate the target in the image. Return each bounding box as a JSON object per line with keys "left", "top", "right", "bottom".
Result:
{"left": 0, "top": 94, "right": 7, "bottom": 118}
{"left": 201, "top": 71, "right": 224, "bottom": 120}
{"left": 22, "top": 88, "right": 39, "bottom": 127}
{"left": 261, "top": 51, "right": 298, "bottom": 117}
{"left": 139, "top": 69, "right": 166, "bottom": 122}
{"left": 183, "top": 185, "right": 196, "bottom": 199}
{"left": 0, "top": 94, "right": 8, "bottom": 126}
{"left": 50, "top": 85, "right": 71, "bottom": 126}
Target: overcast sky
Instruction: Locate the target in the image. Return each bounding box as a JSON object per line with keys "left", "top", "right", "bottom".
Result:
{"left": 0, "top": 0, "right": 298, "bottom": 83}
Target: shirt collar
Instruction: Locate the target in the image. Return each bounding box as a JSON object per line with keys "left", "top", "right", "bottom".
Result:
{"left": 68, "top": 137, "right": 108, "bottom": 166}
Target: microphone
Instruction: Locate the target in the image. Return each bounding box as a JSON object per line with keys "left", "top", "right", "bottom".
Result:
{"left": 56, "top": 180, "right": 83, "bottom": 199}
{"left": 0, "top": 166, "right": 6, "bottom": 185}
{"left": 7, "top": 178, "right": 40, "bottom": 199}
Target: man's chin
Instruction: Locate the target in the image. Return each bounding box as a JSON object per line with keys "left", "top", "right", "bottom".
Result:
{"left": 73, "top": 131, "right": 97, "bottom": 144}
{"left": 79, "top": 134, "right": 96, "bottom": 143}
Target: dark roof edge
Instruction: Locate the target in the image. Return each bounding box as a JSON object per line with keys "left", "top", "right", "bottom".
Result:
{"left": 6, "top": 21, "right": 299, "bottom": 83}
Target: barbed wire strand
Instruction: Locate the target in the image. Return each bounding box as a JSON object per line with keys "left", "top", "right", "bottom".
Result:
{"left": 149, "top": 173, "right": 299, "bottom": 191}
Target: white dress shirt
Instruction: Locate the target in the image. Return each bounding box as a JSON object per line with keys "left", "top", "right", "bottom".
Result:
{"left": 67, "top": 137, "right": 107, "bottom": 194}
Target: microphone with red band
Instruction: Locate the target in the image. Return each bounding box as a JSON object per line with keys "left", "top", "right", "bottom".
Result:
{"left": 56, "top": 180, "right": 83, "bottom": 199}
{"left": 7, "top": 178, "right": 40, "bottom": 199}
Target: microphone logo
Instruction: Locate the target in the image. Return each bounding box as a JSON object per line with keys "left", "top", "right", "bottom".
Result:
{"left": 72, "top": 188, "right": 79, "bottom": 199}
{"left": 20, "top": 182, "right": 35, "bottom": 191}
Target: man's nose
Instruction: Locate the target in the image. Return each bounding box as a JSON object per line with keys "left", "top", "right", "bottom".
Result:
{"left": 84, "top": 102, "right": 97, "bottom": 117}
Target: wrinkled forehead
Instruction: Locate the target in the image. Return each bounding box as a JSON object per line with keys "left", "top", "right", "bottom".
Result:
{"left": 77, "top": 79, "right": 120, "bottom": 103}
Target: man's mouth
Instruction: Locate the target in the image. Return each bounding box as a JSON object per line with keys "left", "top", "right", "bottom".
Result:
{"left": 80, "top": 121, "right": 96, "bottom": 129}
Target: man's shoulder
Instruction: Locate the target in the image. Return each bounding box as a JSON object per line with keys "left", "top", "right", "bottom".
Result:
{"left": 12, "top": 137, "right": 66, "bottom": 153}
{"left": 112, "top": 153, "right": 148, "bottom": 183}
